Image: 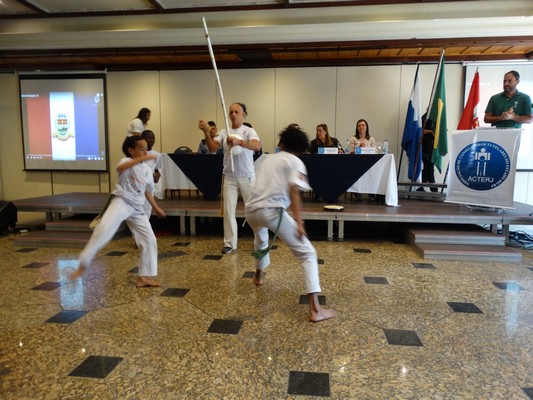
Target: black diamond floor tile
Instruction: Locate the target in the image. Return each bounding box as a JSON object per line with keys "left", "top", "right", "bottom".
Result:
{"left": 22, "top": 262, "right": 49, "bottom": 269}
{"left": 160, "top": 288, "right": 190, "bottom": 297}
{"left": 106, "top": 251, "right": 127, "bottom": 257}
{"left": 493, "top": 282, "right": 524, "bottom": 291}
{"left": 16, "top": 248, "right": 38, "bottom": 253}
{"left": 527, "top": 267, "right": 533, "bottom": 273}
{"left": 129, "top": 266, "right": 139, "bottom": 273}
{"left": 207, "top": 319, "right": 243, "bottom": 334}
{"left": 158, "top": 250, "right": 186, "bottom": 260}
{"left": 31, "top": 282, "right": 62, "bottom": 291}
{"left": 412, "top": 262, "right": 436, "bottom": 269}
{"left": 447, "top": 302, "right": 483, "bottom": 314}
{"left": 173, "top": 242, "right": 191, "bottom": 247}
{"left": 68, "top": 356, "right": 123, "bottom": 379}
{"left": 353, "top": 248, "right": 371, "bottom": 253}
{"left": 523, "top": 387, "right": 533, "bottom": 399}
{"left": 242, "top": 271, "right": 255, "bottom": 278}
{"left": 287, "top": 371, "right": 330, "bottom": 397}
{"left": 317, "top": 259, "right": 324, "bottom": 265}
{"left": 383, "top": 329, "right": 423, "bottom": 347}
{"left": 364, "top": 276, "right": 389, "bottom": 284}
{"left": 203, "top": 255, "right": 223, "bottom": 261}
{"left": 46, "top": 310, "right": 87, "bottom": 324}
{"left": 299, "top": 294, "right": 326, "bottom": 305}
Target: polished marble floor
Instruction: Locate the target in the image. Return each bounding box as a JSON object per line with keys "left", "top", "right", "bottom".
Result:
{"left": 1, "top": 221, "right": 533, "bottom": 399}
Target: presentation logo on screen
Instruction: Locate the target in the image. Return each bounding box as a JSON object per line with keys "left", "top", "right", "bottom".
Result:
{"left": 455, "top": 141, "right": 510, "bottom": 191}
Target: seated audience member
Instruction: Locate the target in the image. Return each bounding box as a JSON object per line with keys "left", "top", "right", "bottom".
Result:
{"left": 349, "top": 119, "right": 377, "bottom": 201}
{"left": 197, "top": 121, "right": 222, "bottom": 154}
{"left": 349, "top": 119, "right": 376, "bottom": 153}
{"left": 141, "top": 130, "right": 161, "bottom": 185}
{"left": 309, "top": 124, "right": 343, "bottom": 154}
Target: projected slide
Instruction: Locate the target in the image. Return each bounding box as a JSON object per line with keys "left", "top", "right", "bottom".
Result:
{"left": 20, "top": 74, "right": 108, "bottom": 171}
{"left": 50, "top": 92, "right": 76, "bottom": 160}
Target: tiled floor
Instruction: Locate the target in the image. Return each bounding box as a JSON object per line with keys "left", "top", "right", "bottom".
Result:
{"left": 1, "top": 224, "right": 533, "bottom": 399}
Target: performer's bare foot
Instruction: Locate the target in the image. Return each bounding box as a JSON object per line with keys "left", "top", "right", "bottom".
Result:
{"left": 136, "top": 276, "right": 160, "bottom": 288}
{"left": 309, "top": 308, "right": 336, "bottom": 323}
{"left": 308, "top": 293, "right": 336, "bottom": 323}
{"left": 69, "top": 265, "right": 86, "bottom": 281}
{"left": 253, "top": 270, "right": 265, "bottom": 286}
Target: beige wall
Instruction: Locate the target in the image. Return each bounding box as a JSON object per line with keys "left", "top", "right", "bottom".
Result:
{"left": 1, "top": 64, "right": 531, "bottom": 223}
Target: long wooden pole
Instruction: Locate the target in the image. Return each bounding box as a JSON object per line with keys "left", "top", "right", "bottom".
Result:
{"left": 202, "top": 17, "right": 234, "bottom": 173}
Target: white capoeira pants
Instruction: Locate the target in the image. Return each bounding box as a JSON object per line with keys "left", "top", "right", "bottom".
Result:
{"left": 223, "top": 175, "right": 255, "bottom": 249}
{"left": 79, "top": 196, "right": 158, "bottom": 277}
{"left": 245, "top": 207, "right": 321, "bottom": 294}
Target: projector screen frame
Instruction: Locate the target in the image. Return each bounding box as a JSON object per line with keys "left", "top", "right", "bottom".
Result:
{"left": 19, "top": 73, "right": 109, "bottom": 172}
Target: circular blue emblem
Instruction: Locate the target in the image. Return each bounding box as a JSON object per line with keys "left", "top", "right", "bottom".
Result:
{"left": 455, "top": 141, "right": 510, "bottom": 191}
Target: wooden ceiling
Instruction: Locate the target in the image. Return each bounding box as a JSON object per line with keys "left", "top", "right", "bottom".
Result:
{"left": 1, "top": 0, "right": 532, "bottom": 71}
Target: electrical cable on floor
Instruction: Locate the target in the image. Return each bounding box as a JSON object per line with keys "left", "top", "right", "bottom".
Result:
{"left": 507, "top": 230, "right": 533, "bottom": 249}
{"left": 481, "top": 224, "right": 533, "bottom": 249}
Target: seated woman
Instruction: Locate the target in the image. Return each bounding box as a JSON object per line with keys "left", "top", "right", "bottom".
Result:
{"left": 349, "top": 119, "right": 378, "bottom": 201}
{"left": 309, "top": 123, "right": 343, "bottom": 154}
{"left": 348, "top": 119, "right": 376, "bottom": 153}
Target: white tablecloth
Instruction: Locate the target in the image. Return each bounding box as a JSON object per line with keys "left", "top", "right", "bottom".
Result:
{"left": 157, "top": 153, "right": 398, "bottom": 206}
{"left": 154, "top": 153, "right": 196, "bottom": 199}
{"left": 346, "top": 154, "right": 398, "bottom": 206}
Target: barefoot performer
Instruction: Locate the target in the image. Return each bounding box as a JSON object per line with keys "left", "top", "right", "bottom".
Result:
{"left": 70, "top": 136, "right": 166, "bottom": 287}
{"left": 245, "top": 126, "right": 336, "bottom": 323}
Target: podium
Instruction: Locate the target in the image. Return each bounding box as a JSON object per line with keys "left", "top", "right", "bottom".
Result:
{"left": 446, "top": 128, "right": 521, "bottom": 209}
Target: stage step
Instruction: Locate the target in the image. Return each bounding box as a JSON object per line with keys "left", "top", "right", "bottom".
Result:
{"left": 406, "top": 225, "right": 521, "bottom": 262}
{"left": 413, "top": 243, "right": 522, "bottom": 262}
{"left": 406, "top": 227, "right": 505, "bottom": 246}
{"left": 13, "top": 220, "right": 129, "bottom": 248}
{"left": 45, "top": 219, "right": 95, "bottom": 232}
{"left": 13, "top": 230, "right": 93, "bottom": 249}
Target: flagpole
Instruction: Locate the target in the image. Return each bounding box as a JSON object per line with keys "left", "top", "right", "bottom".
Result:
{"left": 425, "top": 49, "right": 445, "bottom": 119}
{"left": 411, "top": 64, "right": 423, "bottom": 183}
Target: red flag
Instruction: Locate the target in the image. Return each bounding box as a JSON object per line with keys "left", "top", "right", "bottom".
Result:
{"left": 457, "top": 69, "right": 480, "bottom": 129}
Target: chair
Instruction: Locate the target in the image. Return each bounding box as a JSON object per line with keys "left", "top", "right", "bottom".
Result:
{"left": 170, "top": 146, "right": 198, "bottom": 199}
{"left": 174, "top": 146, "right": 193, "bottom": 154}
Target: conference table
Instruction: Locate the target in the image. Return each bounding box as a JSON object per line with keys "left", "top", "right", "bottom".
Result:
{"left": 156, "top": 153, "right": 398, "bottom": 206}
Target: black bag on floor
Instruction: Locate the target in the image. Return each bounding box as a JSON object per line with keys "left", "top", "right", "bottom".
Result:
{"left": 0, "top": 201, "right": 17, "bottom": 234}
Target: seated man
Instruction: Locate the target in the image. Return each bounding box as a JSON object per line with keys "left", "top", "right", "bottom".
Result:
{"left": 197, "top": 121, "right": 222, "bottom": 154}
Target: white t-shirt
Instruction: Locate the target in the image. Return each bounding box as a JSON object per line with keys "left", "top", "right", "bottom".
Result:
{"left": 126, "top": 118, "right": 145, "bottom": 137}
{"left": 245, "top": 152, "right": 311, "bottom": 213}
{"left": 214, "top": 125, "right": 260, "bottom": 178}
{"left": 146, "top": 149, "right": 162, "bottom": 172}
{"left": 112, "top": 158, "right": 154, "bottom": 211}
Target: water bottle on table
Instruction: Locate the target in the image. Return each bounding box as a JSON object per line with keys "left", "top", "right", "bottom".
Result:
{"left": 383, "top": 139, "right": 388, "bottom": 154}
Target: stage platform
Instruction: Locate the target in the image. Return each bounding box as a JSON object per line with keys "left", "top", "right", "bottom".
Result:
{"left": 11, "top": 191, "right": 533, "bottom": 241}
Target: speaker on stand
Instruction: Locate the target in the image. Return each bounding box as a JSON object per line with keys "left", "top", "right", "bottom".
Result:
{"left": 0, "top": 201, "right": 17, "bottom": 235}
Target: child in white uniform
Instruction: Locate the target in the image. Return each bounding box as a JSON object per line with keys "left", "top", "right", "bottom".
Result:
{"left": 245, "top": 126, "right": 336, "bottom": 323}
{"left": 70, "top": 136, "right": 166, "bottom": 287}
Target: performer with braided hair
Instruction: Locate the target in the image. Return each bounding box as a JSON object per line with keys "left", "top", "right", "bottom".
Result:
{"left": 245, "top": 125, "right": 336, "bottom": 323}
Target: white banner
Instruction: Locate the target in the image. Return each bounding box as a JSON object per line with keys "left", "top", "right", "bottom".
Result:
{"left": 446, "top": 128, "right": 521, "bottom": 209}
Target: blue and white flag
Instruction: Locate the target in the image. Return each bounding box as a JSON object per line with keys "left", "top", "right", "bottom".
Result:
{"left": 401, "top": 66, "right": 422, "bottom": 180}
